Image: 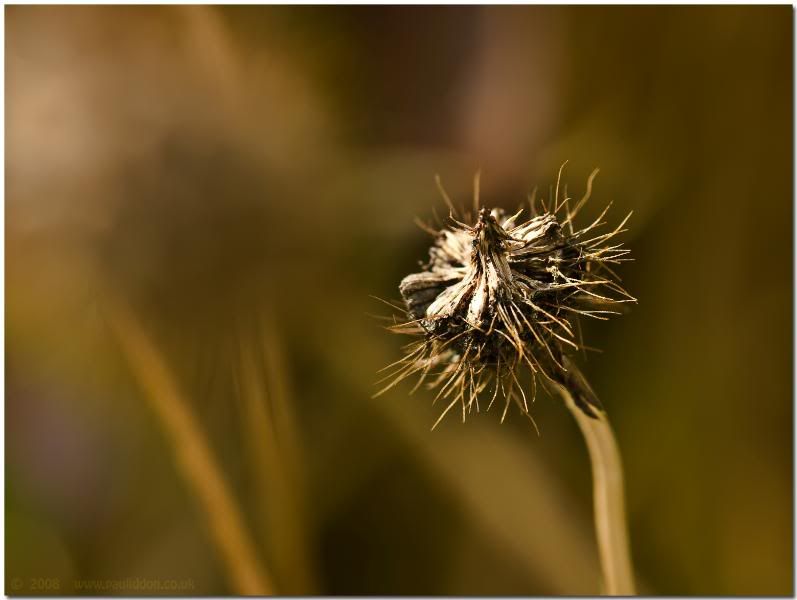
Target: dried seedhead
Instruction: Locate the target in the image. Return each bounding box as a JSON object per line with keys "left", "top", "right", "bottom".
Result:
{"left": 376, "top": 166, "right": 635, "bottom": 429}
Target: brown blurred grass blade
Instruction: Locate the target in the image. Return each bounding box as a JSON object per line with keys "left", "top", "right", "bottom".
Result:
{"left": 382, "top": 396, "right": 601, "bottom": 594}
{"left": 233, "top": 314, "right": 316, "bottom": 594}
{"left": 106, "top": 300, "right": 274, "bottom": 596}
{"left": 381, "top": 389, "right": 650, "bottom": 594}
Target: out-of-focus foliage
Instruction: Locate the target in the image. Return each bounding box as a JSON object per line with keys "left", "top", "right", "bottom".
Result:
{"left": 6, "top": 6, "right": 792, "bottom": 595}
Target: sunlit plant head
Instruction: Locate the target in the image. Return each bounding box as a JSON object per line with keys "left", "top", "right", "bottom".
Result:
{"left": 376, "top": 166, "right": 635, "bottom": 429}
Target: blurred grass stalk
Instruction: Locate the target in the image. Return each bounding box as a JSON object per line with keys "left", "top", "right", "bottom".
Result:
{"left": 380, "top": 396, "right": 602, "bottom": 594}
{"left": 234, "top": 317, "right": 316, "bottom": 594}
{"left": 560, "top": 388, "right": 635, "bottom": 595}
{"left": 107, "top": 300, "right": 275, "bottom": 595}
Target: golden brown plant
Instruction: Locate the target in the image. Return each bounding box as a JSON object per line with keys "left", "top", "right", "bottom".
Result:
{"left": 377, "top": 167, "right": 635, "bottom": 429}
{"left": 377, "top": 166, "right": 637, "bottom": 594}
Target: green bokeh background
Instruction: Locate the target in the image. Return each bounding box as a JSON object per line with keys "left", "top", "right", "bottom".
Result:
{"left": 6, "top": 5, "right": 793, "bottom": 595}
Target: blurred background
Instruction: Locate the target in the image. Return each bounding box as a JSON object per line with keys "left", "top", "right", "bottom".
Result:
{"left": 6, "top": 5, "right": 793, "bottom": 596}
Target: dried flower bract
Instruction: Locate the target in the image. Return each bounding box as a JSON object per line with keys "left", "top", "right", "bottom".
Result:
{"left": 376, "top": 166, "right": 635, "bottom": 429}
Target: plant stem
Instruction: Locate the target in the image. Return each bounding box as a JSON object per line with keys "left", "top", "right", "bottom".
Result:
{"left": 107, "top": 301, "right": 275, "bottom": 595}
{"left": 561, "top": 388, "right": 636, "bottom": 595}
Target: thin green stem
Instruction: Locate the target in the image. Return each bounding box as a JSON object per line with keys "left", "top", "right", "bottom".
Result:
{"left": 560, "top": 388, "right": 636, "bottom": 595}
